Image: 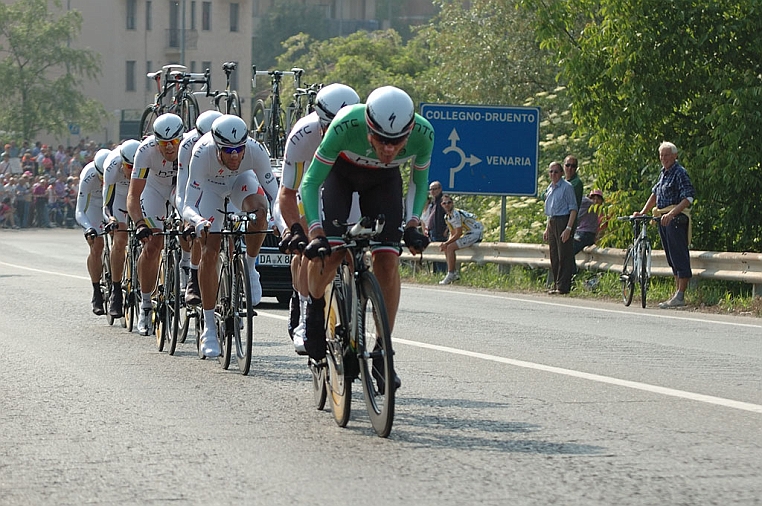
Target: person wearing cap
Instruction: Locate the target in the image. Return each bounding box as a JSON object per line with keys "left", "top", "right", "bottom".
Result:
{"left": 574, "top": 189, "right": 605, "bottom": 256}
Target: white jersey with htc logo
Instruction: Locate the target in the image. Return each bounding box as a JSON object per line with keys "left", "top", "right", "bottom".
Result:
{"left": 182, "top": 134, "right": 279, "bottom": 233}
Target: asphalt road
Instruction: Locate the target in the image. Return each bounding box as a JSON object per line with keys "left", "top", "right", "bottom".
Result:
{"left": 1, "top": 229, "right": 760, "bottom": 505}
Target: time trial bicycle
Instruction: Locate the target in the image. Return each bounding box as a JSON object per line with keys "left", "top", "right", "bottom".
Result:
{"left": 153, "top": 210, "right": 183, "bottom": 354}
{"left": 208, "top": 61, "right": 242, "bottom": 116}
{"left": 618, "top": 215, "right": 660, "bottom": 308}
{"left": 122, "top": 217, "right": 142, "bottom": 333}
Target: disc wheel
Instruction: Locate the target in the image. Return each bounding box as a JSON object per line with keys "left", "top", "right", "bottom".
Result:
{"left": 621, "top": 247, "right": 635, "bottom": 307}
{"left": 232, "top": 255, "right": 254, "bottom": 375}
{"left": 357, "top": 271, "right": 395, "bottom": 438}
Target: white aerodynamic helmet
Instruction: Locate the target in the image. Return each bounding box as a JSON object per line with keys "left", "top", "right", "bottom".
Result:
{"left": 93, "top": 148, "right": 111, "bottom": 175}
{"left": 365, "top": 86, "right": 415, "bottom": 139}
{"left": 119, "top": 139, "right": 140, "bottom": 165}
{"left": 195, "top": 110, "right": 223, "bottom": 135}
{"left": 153, "top": 113, "right": 184, "bottom": 141}
{"left": 314, "top": 83, "right": 360, "bottom": 126}
{"left": 211, "top": 115, "right": 248, "bottom": 148}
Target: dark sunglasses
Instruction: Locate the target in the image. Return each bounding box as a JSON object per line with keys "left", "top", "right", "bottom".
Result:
{"left": 564, "top": 163, "right": 577, "bottom": 168}
{"left": 372, "top": 132, "right": 408, "bottom": 146}
{"left": 549, "top": 169, "right": 561, "bottom": 174}
{"left": 442, "top": 200, "right": 453, "bottom": 205}
{"left": 220, "top": 145, "right": 245, "bottom": 155}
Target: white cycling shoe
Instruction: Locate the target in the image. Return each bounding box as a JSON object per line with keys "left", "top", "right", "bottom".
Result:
{"left": 137, "top": 307, "right": 153, "bottom": 336}
{"left": 199, "top": 325, "right": 221, "bottom": 358}
{"left": 293, "top": 299, "right": 307, "bottom": 355}
{"left": 249, "top": 266, "right": 262, "bottom": 306}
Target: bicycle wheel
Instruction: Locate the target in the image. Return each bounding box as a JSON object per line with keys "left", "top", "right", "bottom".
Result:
{"left": 178, "top": 92, "right": 200, "bottom": 132}
{"left": 356, "top": 271, "right": 395, "bottom": 437}
{"left": 226, "top": 91, "right": 241, "bottom": 117}
{"left": 251, "top": 99, "right": 267, "bottom": 144}
{"left": 216, "top": 258, "right": 233, "bottom": 369}
{"left": 124, "top": 241, "right": 138, "bottom": 332}
{"left": 155, "top": 254, "right": 168, "bottom": 351}
{"left": 139, "top": 106, "right": 160, "bottom": 139}
{"left": 325, "top": 265, "right": 353, "bottom": 424}
{"left": 165, "top": 246, "right": 182, "bottom": 355}
{"left": 270, "top": 106, "right": 286, "bottom": 159}
{"left": 232, "top": 254, "right": 254, "bottom": 375}
{"left": 640, "top": 242, "right": 650, "bottom": 308}
{"left": 102, "top": 245, "right": 114, "bottom": 325}
{"left": 621, "top": 246, "right": 635, "bottom": 306}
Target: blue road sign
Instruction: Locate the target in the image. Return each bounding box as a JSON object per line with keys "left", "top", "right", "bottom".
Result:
{"left": 420, "top": 103, "right": 540, "bottom": 196}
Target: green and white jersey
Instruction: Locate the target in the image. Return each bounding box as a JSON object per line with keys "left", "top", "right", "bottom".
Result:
{"left": 300, "top": 104, "right": 434, "bottom": 233}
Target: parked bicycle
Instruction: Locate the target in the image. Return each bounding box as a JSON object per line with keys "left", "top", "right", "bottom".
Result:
{"left": 139, "top": 64, "right": 186, "bottom": 139}
{"left": 286, "top": 80, "right": 322, "bottom": 133}
{"left": 618, "top": 215, "right": 660, "bottom": 308}
{"left": 250, "top": 66, "right": 299, "bottom": 159}
{"left": 140, "top": 65, "right": 206, "bottom": 137}
{"left": 206, "top": 201, "right": 269, "bottom": 375}
{"left": 207, "top": 61, "right": 242, "bottom": 117}
{"left": 310, "top": 215, "right": 396, "bottom": 438}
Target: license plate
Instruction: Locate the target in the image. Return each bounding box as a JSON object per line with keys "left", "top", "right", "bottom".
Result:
{"left": 257, "top": 252, "right": 291, "bottom": 266}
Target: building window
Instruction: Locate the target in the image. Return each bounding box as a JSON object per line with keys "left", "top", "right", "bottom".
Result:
{"left": 252, "top": 0, "right": 259, "bottom": 17}
{"left": 146, "top": 1, "right": 152, "bottom": 30}
{"left": 126, "top": 61, "right": 136, "bottom": 92}
{"left": 190, "top": 61, "right": 197, "bottom": 73}
{"left": 230, "top": 3, "right": 239, "bottom": 32}
{"left": 146, "top": 61, "right": 153, "bottom": 91}
{"left": 126, "top": 0, "right": 136, "bottom": 30}
{"left": 202, "top": 2, "right": 211, "bottom": 30}
{"left": 190, "top": 1, "right": 196, "bottom": 30}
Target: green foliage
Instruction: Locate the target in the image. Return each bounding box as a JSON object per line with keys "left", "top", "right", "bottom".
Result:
{"left": 254, "top": 2, "right": 329, "bottom": 69}
{"left": 519, "top": 0, "right": 762, "bottom": 252}
{"left": 0, "top": 0, "right": 104, "bottom": 142}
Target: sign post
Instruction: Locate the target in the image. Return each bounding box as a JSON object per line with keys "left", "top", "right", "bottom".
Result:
{"left": 420, "top": 103, "right": 540, "bottom": 196}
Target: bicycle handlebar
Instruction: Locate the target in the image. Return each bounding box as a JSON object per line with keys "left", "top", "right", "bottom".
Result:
{"left": 617, "top": 215, "right": 661, "bottom": 222}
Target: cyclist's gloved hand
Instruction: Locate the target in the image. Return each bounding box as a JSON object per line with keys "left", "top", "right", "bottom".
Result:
{"left": 135, "top": 222, "right": 153, "bottom": 242}
{"left": 84, "top": 228, "right": 98, "bottom": 240}
{"left": 194, "top": 219, "right": 211, "bottom": 238}
{"left": 104, "top": 220, "right": 118, "bottom": 233}
{"left": 304, "top": 236, "right": 331, "bottom": 260}
{"left": 277, "top": 229, "right": 292, "bottom": 254}
{"left": 181, "top": 223, "right": 196, "bottom": 241}
{"left": 403, "top": 227, "right": 430, "bottom": 254}
{"left": 287, "top": 223, "right": 309, "bottom": 253}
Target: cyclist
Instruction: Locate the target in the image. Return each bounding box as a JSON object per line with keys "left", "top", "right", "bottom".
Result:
{"left": 277, "top": 83, "right": 361, "bottom": 355}
{"left": 102, "top": 139, "right": 140, "bottom": 318}
{"left": 182, "top": 114, "right": 280, "bottom": 358}
{"left": 176, "top": 110, "right": 223, "bottom": 306}
{"left": 75, "top": 148, "right": 112, "bottom": 316}
{"left": 300, "top": 86, "right": 434, "bottom": 388}
{"left": 127, "top": 113, "right": 185, "bottom": 336}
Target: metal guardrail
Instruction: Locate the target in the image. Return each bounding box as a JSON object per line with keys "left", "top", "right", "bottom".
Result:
{"left": 401, "top": 242, "right": 762, "bottom": 288}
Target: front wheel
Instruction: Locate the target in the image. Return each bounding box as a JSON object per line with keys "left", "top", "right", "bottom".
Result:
{"left": 216, "top": 260, "right": 233, "bottom": 370}
{"left": 226, "top": 91, "right": 241, "bottom": 117}
{"left": 639, "top": 243, "right": 650, "bottom": 308}
{"left": 177, "top": 92, "right": 200, "bottom": 132}
{"left": 325, "top": 265, "right": 353, "bottom": 425}
{"left": 250, "top": 99, "right": 267, "bottom": 145}
{"left": 102, "top": 246, "right": 114, "bottom": 325}
{"left": 357, "top": 271, "right": 395, "bottom": 438}
{"left": 621, "top": 247, "right": 635, "bottom": 307}
{"left": 139, "top": 106, "right": 160, "bottom": 140}
{"left": 165, "top": 246, "right": 182, "bottom": 355}
{"left": 233, "top": 254, "right": 254, "bottom": 375}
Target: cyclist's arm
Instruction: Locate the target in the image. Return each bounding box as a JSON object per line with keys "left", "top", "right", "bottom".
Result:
{"left": 300, "top": 156, "right": 333, "bottom": 238}
{"left": 103, "top": 182, "right": 117, "bottom": 220}
{"left": 404, "top": 117, "right": 435, "bottom": 225}
{"left": 126, "top": 177, "right": 146, "bottom": 225}
{"left": 75, "top": 167, "right": 96, "bottom": 230}
{"left": 181, "top": 154, "right": 206, "bottom": 229}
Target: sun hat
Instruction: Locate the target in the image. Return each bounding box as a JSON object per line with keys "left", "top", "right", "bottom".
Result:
{"left": 588, "top": 189, "right": 604, "bottom": 201}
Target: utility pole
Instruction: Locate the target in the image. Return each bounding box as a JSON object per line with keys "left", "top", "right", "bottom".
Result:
{"left": 181, "top": 0, "right": 186, "bottom": 65}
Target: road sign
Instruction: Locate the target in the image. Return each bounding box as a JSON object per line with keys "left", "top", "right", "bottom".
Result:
{"left": 67, "top": 123, "right": 80, "bottom": 135}
{"left": 420, "top": 103, "right": 540, "bottom": 196}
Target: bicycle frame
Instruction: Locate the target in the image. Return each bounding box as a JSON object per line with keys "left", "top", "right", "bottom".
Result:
{"left": 618, "top": 215, "right": 659, "bottom": 308}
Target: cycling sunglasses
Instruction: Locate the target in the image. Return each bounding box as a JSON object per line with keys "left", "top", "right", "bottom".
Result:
{"left": 371, "top": 131, "right": 408, "bottom": 146}
{"left": 220, "top": 145, "right": 246, "bottom": 155}
{"left": 157, "top": 138, "right": 181, "bottom": 147}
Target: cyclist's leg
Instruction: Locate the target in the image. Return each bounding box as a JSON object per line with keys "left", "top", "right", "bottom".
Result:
{"left": 136, "top": 186, "right": 169, "bottom": 333}
{"left": 87, "top": 235, "right": 106, "bottom": 315}
{"left": 195, "top": 187, "right": 225, "bottom": 356}
{"left": 231, "top": 172, "right": 269, "bottom": 305}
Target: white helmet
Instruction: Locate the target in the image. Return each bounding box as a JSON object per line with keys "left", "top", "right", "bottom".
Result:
{"left": 365, "top": 86, "right": 415, "bottom": 139}
{"left": 314, "top": 84, "right": 360, "bottom": 126}
{"left": 93, "top": 148, "right": 111, "bottom": 175}
{"left": 153, "top": 113, "right": 184, "bottom": 141}
{"left": 120, "top": 139, "right": 140, "bottom": 165}
{"left": 211, "top": 115, "right": 248, "bottom": 148}
{"left": 196, "top": 110, "right": 223, "bottom": 135}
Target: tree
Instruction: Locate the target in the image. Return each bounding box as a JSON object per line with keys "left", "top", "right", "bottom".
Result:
{"left": 0, "top": 0, "right": 104, "bottom": 142}
{"left": 520, "top": 0, "right": 762, "bottom": 251}
{"left": 254, "top": 2, "right": 329, "bottom": 69}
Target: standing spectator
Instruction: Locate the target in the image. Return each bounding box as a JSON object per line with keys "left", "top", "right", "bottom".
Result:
{"left": 0, "top": 152, "right": 11, "bottom": 176}
{"left": 40, "top": 146, "right": 55, "bottom": 175}
{"left": 31, "top": 175, "right": 49, "bottom": 227}
{"left": 54, "top": 145, "right": 68, "bottom": 169}
{"left": 438, "top": 195, "right": 484, "bottom": 285}
{"left": 574, "top": 189, "right": 605, "bottom": 255}
{"left": 543, "top": 161, "right": 578, "bottom": 294}
{"left": 21, "top": 151, "right": 38, "bottom": 175}
{"left": 15, "top": 172, "right": 32, "bottom": 228}
{"left": 0, "top": 196, "right": 17, "bottom": 228}
{"left": 564, "top": 155, "right": 583, "bottom": 210}
{"left": 634, "top": 141, "right": 695, "bottom": 308}
{"left": 424, "top": 180, "right": 448, "bottom": 273}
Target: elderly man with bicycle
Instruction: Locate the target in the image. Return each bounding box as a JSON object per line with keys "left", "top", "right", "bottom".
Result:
{"left": 299, "top": 86, "right": 434, "bottom": 389}
{"left": 182, "top": 114, "right": 280, "bottom": 358}
{"left": 634, "top": 141, "right": 695, "bottom": 308}
{"left": 127, "top": 113, "right": 186, "bottom": 336}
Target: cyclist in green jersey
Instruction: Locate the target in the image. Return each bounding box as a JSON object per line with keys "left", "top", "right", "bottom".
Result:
{"left": 300, "top": 86, "right": 434, "bottom": 385}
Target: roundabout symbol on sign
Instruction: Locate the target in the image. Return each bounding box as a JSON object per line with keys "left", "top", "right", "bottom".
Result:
{"left": 442, "top": 128, "right": 482, "bottom": 188}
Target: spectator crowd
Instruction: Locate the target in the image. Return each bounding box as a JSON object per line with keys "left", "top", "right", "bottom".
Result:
{"left": 0, "top": 139, "right": 117, "bottom": 229}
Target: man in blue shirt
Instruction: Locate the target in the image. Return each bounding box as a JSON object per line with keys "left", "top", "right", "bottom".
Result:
{"left": 543, "top": 161, "right": 578, "bottom": 294}
{"left": 635, "top": 142, "right": 695, "bottom": 308}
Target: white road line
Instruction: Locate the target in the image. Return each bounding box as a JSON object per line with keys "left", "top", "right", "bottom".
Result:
{"left": 0, "top": 261, "right": 90, "bottom": 280}
{"left": 394, "top": 337, "right": 762, "bottom": 414}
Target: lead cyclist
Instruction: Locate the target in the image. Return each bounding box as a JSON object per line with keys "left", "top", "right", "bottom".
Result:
{"left": 300, "top": 86, "right": 435, "bottom": 389}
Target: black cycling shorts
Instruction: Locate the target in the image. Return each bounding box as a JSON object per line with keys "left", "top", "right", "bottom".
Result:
{"left": 321, "top": 156, "right": 403, "bottom": 245}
